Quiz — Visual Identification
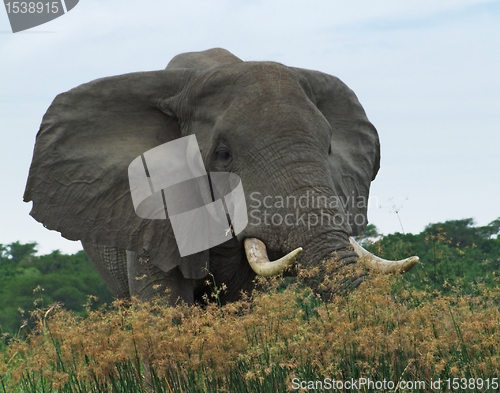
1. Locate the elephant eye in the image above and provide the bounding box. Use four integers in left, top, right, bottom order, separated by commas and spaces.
328, 144, 332, 155
214, 147, 232, 163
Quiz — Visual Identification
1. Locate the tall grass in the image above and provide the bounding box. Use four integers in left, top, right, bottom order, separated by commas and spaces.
1, 273, 500, 392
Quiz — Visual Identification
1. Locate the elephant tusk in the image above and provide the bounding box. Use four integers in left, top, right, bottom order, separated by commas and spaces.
349, 237, 418, 274
244, 238, 303, 277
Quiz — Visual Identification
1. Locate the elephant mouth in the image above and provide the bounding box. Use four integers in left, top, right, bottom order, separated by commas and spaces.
243, 237, 419, 277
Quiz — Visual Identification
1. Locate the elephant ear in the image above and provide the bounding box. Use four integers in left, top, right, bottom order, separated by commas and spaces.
24, 69, 208, 279
292, 68, 381, 236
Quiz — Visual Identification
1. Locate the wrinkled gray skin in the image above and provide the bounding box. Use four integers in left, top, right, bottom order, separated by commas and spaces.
24, 48, 380, 304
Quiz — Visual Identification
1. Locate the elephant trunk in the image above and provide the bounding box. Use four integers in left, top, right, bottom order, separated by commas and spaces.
241, 155, 418, 279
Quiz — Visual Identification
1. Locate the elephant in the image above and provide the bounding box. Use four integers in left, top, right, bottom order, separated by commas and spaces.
24, 48, 418, 305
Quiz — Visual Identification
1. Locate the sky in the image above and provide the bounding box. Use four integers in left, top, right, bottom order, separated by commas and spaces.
1, 0, 499, 255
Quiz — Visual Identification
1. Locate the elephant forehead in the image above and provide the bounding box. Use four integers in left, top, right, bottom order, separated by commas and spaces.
186, 62, 321, 127
190, 62, 305, 103
222, 92, 324, 131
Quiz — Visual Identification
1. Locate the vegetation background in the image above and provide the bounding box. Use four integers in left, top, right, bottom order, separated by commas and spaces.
0, 243, 112, 337
360, 217, 500, 296
1, 217, 499, 392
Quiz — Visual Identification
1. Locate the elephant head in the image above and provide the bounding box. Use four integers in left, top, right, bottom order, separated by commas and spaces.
24, 48, 417, 304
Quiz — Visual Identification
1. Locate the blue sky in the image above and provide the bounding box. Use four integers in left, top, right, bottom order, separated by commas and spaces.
1, 0, 499, 254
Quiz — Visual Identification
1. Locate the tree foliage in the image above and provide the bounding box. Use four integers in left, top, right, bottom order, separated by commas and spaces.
0, 243, 112, 337
360, 217, 500, 295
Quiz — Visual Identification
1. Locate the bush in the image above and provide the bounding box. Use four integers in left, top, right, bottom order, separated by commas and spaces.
361, 218, 500, 296
1, 276, 500, 392
0, 244, 112, 336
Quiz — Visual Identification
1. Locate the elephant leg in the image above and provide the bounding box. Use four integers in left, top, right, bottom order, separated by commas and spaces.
126, 251, 198, 305
81, 241, 130, 299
